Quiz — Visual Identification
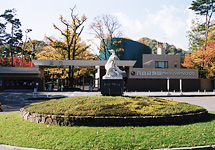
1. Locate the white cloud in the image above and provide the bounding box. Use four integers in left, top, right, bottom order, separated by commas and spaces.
112, 5, 202, 50
145, 5, 186, 38
184, 6, 204, 31
114, 12, 144, 33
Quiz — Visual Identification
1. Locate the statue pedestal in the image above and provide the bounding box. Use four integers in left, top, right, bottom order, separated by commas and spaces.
101, 79, 124, 96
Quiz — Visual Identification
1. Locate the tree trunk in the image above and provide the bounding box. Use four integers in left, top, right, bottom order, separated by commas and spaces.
10, 24, 14, 67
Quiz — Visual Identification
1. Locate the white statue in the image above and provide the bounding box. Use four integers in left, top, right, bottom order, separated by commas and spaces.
103, 49, 126, 79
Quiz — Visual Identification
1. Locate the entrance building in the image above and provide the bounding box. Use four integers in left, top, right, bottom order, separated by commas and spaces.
127, 53, 200, 91
0, 53, 213, 92
32, 59, 136, 91
0, 67, 42, 91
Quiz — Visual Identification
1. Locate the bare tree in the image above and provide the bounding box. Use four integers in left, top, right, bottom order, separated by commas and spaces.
90, 14, 122, 60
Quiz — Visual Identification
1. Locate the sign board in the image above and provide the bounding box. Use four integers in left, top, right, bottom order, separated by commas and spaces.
129, 68, 198, 79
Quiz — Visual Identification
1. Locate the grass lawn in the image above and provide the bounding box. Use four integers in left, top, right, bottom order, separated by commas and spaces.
0, 111, 215, 149
24, 96, 205, 116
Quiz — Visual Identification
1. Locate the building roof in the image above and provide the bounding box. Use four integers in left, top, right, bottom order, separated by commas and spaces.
32, 60, 136, 68
0, 67, 40, 74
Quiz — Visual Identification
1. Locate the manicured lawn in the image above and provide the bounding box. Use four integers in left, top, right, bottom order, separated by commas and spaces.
0, 111, 215, 149
24, 96, 205, 116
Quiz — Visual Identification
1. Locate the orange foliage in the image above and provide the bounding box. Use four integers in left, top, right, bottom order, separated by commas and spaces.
182, 41, 215, 77
182, 55, 194, 68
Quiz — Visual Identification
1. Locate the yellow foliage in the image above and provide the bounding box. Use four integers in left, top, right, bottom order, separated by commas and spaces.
107, 97, 178, 116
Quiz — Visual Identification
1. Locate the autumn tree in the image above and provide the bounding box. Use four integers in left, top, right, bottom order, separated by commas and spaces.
52, 6, 87, 88
0, 56, 34, 67
182, 40, 215, 78
89, 14, 122, 60
37, 37, 94, 86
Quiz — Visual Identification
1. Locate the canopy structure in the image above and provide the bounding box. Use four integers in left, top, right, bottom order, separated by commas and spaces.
32, 60, 136, 68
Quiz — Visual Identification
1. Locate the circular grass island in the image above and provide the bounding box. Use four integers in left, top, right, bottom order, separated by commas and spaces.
21, 95, 208, 126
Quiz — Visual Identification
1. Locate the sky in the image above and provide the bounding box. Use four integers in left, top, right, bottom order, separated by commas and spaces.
0, 0, 209, 53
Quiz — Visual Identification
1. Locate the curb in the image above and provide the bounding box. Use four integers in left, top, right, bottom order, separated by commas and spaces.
155, 144, 215, 150
0, 144, 49, 150
20, 108, 208, 126
0, 144, 214, 150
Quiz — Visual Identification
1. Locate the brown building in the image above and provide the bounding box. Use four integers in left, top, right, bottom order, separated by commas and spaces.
126, 48, 201, 91
0, 67, 43, 91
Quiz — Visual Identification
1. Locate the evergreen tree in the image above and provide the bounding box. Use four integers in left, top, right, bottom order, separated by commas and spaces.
0, 8, 23, 66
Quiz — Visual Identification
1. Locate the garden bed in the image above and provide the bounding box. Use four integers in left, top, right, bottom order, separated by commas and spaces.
21, 96, 208, 126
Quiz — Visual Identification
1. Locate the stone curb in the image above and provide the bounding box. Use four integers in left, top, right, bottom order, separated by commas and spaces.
20, 108, 209, 126
0, 144, 49, 150
0, 144, 214, 150
155, 144, 215, 150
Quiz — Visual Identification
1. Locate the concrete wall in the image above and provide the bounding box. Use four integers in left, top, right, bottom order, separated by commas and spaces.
201, 79, 215, 91
142, 54, 181, 68
127, 78, 201, 92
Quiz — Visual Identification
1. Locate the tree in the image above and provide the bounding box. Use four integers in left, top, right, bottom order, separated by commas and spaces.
52, 6, 87, 87
0, 56, 34, 67
35, 39, 95, 86
20, 29, 32, 67
89, 14, 122, 60
189, 0, 215, 50
138, 37, 186, 55
25, 40, 47, 61
182, 40, 215, 78
0, 8, 23, 66
187, 18, 205, 52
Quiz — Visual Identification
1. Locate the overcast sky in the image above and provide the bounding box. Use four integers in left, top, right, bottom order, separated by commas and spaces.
1, 0, 209, 52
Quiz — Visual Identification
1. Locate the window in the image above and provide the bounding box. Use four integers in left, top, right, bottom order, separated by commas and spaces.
155, 61, 168, 68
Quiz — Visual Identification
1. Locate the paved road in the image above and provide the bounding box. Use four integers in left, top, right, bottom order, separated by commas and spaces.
0, 91, 214, 113
0, 91, 100, 113
161, 96, 215, 111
